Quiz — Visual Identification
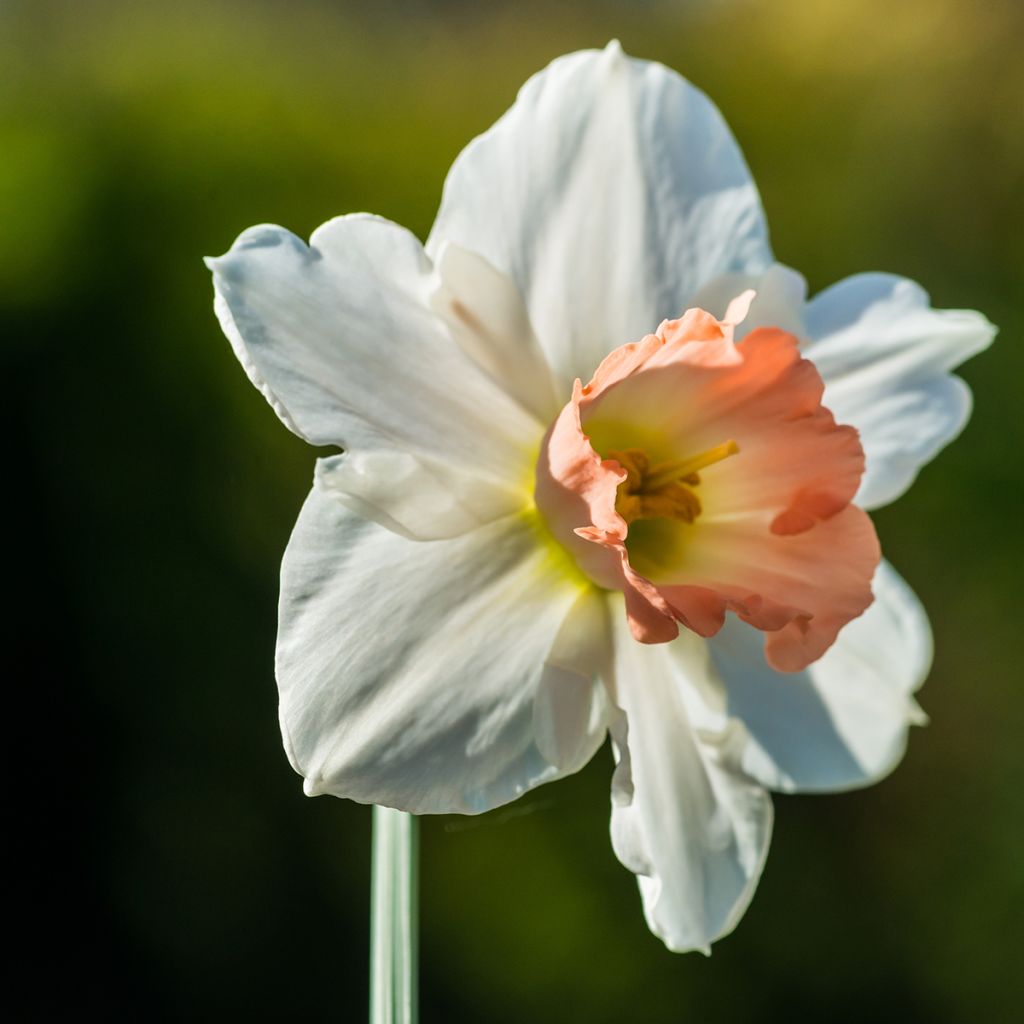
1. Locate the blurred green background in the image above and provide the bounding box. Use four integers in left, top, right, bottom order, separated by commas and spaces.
9, 0, 1022, 1020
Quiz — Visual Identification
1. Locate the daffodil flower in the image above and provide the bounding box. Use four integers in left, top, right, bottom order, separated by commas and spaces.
207, 43, 994, 953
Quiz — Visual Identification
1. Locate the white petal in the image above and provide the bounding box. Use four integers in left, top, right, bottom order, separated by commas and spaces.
208, 215, 543, 533
426, 42, 771, 390
708, 560, 931, 793
277, 486, 609, 814
533, 587, 613, 772
804, 273, 996, 509
690, 262, 808, 341
608, 606, 773, 953
429, 242, 562, 424
315, 451, 524, 542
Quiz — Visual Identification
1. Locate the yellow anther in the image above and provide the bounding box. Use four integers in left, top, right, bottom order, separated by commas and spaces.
606, 448, 649, 492
636, 483, 702, 523
608, 440, 738, 526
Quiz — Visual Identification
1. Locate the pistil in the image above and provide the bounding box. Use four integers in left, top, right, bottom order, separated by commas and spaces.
642, 440, 739, 491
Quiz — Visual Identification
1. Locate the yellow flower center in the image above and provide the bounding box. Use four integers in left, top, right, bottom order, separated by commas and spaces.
607, 440, 739, 525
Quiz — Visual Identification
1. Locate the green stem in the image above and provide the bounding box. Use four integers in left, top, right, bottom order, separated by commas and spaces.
370, 806, 419, 1024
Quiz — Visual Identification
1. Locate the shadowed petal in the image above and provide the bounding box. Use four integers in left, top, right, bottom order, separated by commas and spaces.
804, 273, 995, 509
708, 560, 931, 791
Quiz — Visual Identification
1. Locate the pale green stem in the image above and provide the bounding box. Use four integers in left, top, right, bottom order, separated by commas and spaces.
370, 806, 419, 1024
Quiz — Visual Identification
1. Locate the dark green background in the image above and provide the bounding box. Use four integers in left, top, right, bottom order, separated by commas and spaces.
9, 0, 1022, 1020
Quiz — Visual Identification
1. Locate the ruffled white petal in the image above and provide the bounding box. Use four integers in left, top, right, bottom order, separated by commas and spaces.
277, 486, 609, 815
607, 605, 773, 953
208, 215, 542, 536
803, 273, 996, 509
426, 42, 771, 391
708, 560, 931, 793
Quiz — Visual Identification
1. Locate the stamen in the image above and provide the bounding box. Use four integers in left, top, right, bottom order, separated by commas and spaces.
607, 440, 739, 526
643, 440, 739, 492
606, 448, 649, 492
636, 483, 702, 523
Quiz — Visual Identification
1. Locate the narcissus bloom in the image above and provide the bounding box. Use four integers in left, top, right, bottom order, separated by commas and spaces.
208, 43, 994, 953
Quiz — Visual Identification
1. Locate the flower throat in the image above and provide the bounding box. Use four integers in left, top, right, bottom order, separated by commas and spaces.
607, 440, 739, 526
